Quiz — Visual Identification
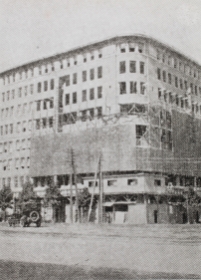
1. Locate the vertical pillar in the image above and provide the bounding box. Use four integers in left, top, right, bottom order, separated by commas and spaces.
53, 175, 57, 185
176, 175, 180, 186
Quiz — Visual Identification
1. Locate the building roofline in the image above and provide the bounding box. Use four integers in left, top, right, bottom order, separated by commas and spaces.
0, 34, 201, 77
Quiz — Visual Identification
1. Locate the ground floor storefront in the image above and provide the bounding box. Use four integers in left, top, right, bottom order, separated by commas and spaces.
40, 194, 201, 225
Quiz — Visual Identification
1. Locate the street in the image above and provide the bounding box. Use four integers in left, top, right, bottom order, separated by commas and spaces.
0, 223, 200, 279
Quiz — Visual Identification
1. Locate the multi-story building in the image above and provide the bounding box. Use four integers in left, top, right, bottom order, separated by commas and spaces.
0, 35, 201, 224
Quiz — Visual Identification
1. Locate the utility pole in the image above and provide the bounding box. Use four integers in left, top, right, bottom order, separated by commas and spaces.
71, 148, 80, 223
69, 172, 73, 223
98, 154, 103, 224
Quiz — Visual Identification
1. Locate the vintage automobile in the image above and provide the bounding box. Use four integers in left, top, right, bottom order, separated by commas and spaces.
8, 200, 42, 227
8, 213, 21, 227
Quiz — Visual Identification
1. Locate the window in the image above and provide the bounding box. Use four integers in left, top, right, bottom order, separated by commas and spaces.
140, 82, 146, 95
162, 53, 165, 63
27, 157, 30, 168
97, 66, 102, 78
175, 76, 178, 88
65, 94, 70, 105
162, 71, 166, 82
22, 121, 26, 132
82, 71, 87, 82
129, 47, 135, 52
66, 75, 70, 86
190, 83, 194, 94
36, 119, 40, 130
30, 84, 34, 94
195, 85, 198, 95
130, 82, 137, 94
156, 49, 160, 60
157, 68, 161, 80
82, 90, 87, 102
49, 117, 53, 128
120, 82, 126, 94
10, 124, 13, 134
4, 142, 7, 153
154, 179, 161, 186
90, 88, 94, 100
90, 69, 94, 80
36, 101, 41, 111
121, 48, 126, 53
38, 82, 41, 93
136, 125, 147, 146
22, 139, 26, 150
73, 73, 77, 84
174, 58, 177, 69
14, 176, 18, 188
140, 62, 145, 74
107, 180, 117, 187
1, 126, 3, 136
23, 103, 27, 114
42, 118, 47, 128
7, 91, 10, 100
43, 100, 47, 110
97, 86, 102, 99
18, 88, 22, 97
17, 122, 21, 133
130, 61, 136, 73
2, 92, 5, 102
5, 125, 8, 135
72, 92, 77, 103
88, 181, 98, 187
184, 81, 188, 90
11, 89, 15, 99
97, 107, 102, 118
138, 43, 143, 53
44, 81, 48, 91
89, 108, 94, 118
21, 158, 25, 169
168, 73, 172, 84
83, 57, 87, 63
24, 86, 28, 96
176, 95, 179, 106
180, 79, 183, 90
167, 55, 171, 66
50, 99, 54, 108
120, 61, 126, 74
99, 53, 102, 58
50, 79, 54, 90
179, 62, 183, 71
128, 179, 138, 186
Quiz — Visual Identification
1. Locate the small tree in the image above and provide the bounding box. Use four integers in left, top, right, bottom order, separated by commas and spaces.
78, 188, 94, 222
18, 182, 37, 203
0, 185, 13, 211
43, 182, 61, 207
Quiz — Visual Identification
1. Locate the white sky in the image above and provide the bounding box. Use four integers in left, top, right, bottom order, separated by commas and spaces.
0, 0, 201, 72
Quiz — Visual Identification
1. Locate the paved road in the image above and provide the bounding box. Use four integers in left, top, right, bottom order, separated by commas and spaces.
0, 223, 200, 279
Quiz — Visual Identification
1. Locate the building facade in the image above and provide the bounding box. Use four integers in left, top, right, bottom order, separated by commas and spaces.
0, 35, 201, 224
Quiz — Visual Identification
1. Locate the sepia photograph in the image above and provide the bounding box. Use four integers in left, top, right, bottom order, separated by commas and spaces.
0, 0, 201, 279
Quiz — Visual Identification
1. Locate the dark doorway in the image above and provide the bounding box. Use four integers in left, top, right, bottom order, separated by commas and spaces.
54, 203, 65, 223
182, 212, 187, 224
195, 211, 199, 223
154, 210, 158, 223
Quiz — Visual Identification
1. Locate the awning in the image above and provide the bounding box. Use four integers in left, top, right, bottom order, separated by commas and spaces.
103, 202, 114, 207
